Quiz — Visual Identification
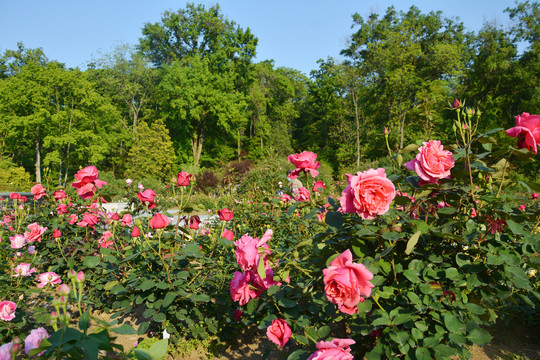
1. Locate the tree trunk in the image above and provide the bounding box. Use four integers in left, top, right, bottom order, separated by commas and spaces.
35, 138, 41, 184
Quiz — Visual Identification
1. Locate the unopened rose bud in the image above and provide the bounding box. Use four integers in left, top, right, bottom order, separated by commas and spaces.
76, 271, 85, 283
58, 284, 71, 296
465, 107, 475, 116
383, 127, 390, 136
19, 294, 24, 300
68, 269, 76, 279
10, 337, 20, 356
453, 98, 461, 109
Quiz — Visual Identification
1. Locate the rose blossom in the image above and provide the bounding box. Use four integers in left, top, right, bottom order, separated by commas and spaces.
294, 187, 310, 202
230, 271, 264, 305
77, 212, 99, 228
307, 338, 355, 360
405, 140, 455, 183
533, 192, 539, 199
222, 229, 234, 241
218, 208, 234, 221
280, 193, 292, 204
189, 215, 201, 230
0, 301, 16, 321
30, 184, 47, 200
0, 342, 16, 359
9, 234, 27, 249
149, 213, 170, 229
234, 230, 272, 271
138, 189, 156, 209
121, 214, 133, 226
12, 263, 36, 277
24, 222, 47, 243
98, 231, 114, 249
287, 151, 321, 179
266, 319, 292, 347
339, 168, 396, 219
132, 226, 141, 237
323, 249, 374, 315
234, 309, 243, 321
57, 204, 69, 215
505, 112, 540, 154
71, 166, 107, 199
312, 180, 325, 192
24, 327, 49, 356
126, 178, 133, 185
52, 190, 67, 201
176, 171, 194, 186
36, 272, 62, 288
68, 214, 78, 224
9, 193, 21, 200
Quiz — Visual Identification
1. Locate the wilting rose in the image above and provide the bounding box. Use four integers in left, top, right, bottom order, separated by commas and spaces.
24, 222, 47, 243
287, 151, 321, 179
0, 301, 17, 321
138, 189, 156, 209
189, 215, 201, 230
505, 112, 540, 154
149, 213, 170, 229
24, 327, 49, 356
30, 184, 47, 200
312, 181, 325, 192
36, 272, 62, 288
12, 263, 36, 277
405, 140, 455, 183
339, 168, 395, 219
121, 214, 133, 226
9, 234, 27, 249
295, 187, 310, 202
222, 229, 234, 241
323, 249, 374, 315
266, 319, 291, 347
218, 208, 234, 221
234, 230, 272, 271
131, 226, 141, 237
307, 338, 355, 360
176, 171, 194, 186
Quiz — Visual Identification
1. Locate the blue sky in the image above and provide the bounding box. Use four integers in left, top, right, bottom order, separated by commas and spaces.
0, 0, 518, 76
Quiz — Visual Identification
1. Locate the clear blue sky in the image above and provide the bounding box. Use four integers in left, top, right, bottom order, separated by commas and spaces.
0, 0, 518, 76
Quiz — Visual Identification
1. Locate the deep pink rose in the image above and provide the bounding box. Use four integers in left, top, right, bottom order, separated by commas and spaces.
287, 151, 321, 179
177, 171, 194, 186
52, 190, 67, 201
405, 140, 455, 183
234, 309, 243, 321
149, 213, 170, 229
24, 327, 49, 356
73, 165, 99, 184
71, 166, 107, 199
57, 204, 69, 215
323, 249, 374, 315
234, 230, 272, 271
339, 168, 395, 219
0, 301, 16, 321
307, 338, 355, 360
30, 184, 47, 200
218, 208, 234, 221
121, 214, 133, 226
12, 263, 36, 277
453, 98, 461, 109
295, 187, 310, 202
533, 193, 539, 200
312, 180, 325, 192
98, 231, 114, 249
189, 215, 201, 230
267, 319, 291, 347
68, 214, 78, 224
280, 193, 292, 204
230, 271, 264, 305
138, 189, 156, 209
9, 193, 21, 200
222, 229, 234, 241
36, 272, 62, 288
506, 113, 540, 154
9, 234, 27, 249
24, 222, 47, 243
132, 226, 141, 237
77, 212, 99, 228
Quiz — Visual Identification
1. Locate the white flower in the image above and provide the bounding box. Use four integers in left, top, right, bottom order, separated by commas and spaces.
163, 329, 170, 339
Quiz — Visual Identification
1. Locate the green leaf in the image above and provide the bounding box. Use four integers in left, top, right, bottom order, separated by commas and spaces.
405, 231, 421, 255
148, 339, 168, 359
325, 211, 343, 229
415, 347, 432, 360
390, 330, 409, 346
83, 256, 101, 268
445, 267, 462, 281
139, 280, 155, 291
295, 335, 309, 345
506, 220, 524, 235
443, 313, 465, 333
437, 207, 456, 215
318, 325, 330, 338
371, 316, 391, 326
403, 270, 421, 283
278, 298, 297, 308
162, 292, 176, 308
112, 323, 136, 335
257, 257, 267, 279
287, 349, 308, 360
154, 313, 166, 322
183, 243, 201, 256
267, 285, 280, 296
79, 311, 90, 331
466, 328, 492, 346
137, 322, 150, 335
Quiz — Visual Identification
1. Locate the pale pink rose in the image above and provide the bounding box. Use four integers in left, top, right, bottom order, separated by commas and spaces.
30, 184, 47, 200
121, 214, 133, 226
126, 178, 133, 185
287, 151, 321, 179
24, 222, 47, 243
266, 319, 291, 347
138, 183, 144, 190
234, 230, 272, 271
505, 113, 540, 154
9, 234, 27, 249
36, 272, 62, 288
339, 168, 396, 219
0, 342, 15, 359
0, 301, 16, 321
12, 263, 36, 277
307, 338, 355, 360
24, 327, 49, 355
98, 231, 114, 249
294, 187, 310, 202
405, 140, 455, 183
323, 249, 374, 315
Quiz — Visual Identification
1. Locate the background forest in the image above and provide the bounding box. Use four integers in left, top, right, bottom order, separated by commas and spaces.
0, 2, 538, 190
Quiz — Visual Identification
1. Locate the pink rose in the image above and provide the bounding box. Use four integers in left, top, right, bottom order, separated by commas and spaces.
77, 212, 99, 228
294, 187, 310, 202
307, 338, 355, 360
323, 249, 374, 315
230, 271, 264, 305
312, 180, 325, 192
287, 151, 321, 179
138, 189, 156, 209
98, 231, 114, 249
149, 213, 170, 229
24, 327, 49, 356
52, 190, 67, 201
9, 234, 27, 249
222, 229, 234, 241
0, 342, 17, 359
266, 319, 291, 347
405, 140, 455, 183
280, 193, 292, 204
519, 204, 526, 211
30, 184, 47, 200
36, 272, 62, 288
68, 214, 78, 224
532, 192, 539, 199
189, 215, 201, 230
57, 204, 69, 215
234, 309, 243, 321
12, 263, 36, 277
71, 166, 107, 199
9, 193, 21, 200
0, 301, 16, 321
177, 171, 194, 186
506, 113, 540, 154
218, 208, 234, 221
453, 98, 461, 109
132, 226, 141, 237
121, 214, 133, 226
234, 230, 272, 271
339, 168, 395, 219
24, 222, 47, 243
